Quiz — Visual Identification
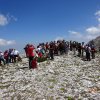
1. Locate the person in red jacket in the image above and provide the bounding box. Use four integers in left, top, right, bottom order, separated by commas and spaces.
4, 50, 9, 64
27, 44, 37, 69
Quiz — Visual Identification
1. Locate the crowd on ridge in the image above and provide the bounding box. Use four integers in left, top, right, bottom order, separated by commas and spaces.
0, 49, 19, 65
24, 40, 97, 69
0, 40, 98, 68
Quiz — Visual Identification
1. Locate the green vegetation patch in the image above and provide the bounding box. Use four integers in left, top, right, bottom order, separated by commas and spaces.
37, 57, 47, 62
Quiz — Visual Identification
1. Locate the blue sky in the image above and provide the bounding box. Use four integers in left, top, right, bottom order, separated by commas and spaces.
0, 0, 100, 52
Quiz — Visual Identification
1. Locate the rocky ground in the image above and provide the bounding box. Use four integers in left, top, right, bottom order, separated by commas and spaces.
0, 51, 100, 100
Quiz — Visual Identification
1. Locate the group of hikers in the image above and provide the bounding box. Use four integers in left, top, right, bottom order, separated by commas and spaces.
0, 40, 97, 68
0, 49, 19, 65
24, 40, 97, 69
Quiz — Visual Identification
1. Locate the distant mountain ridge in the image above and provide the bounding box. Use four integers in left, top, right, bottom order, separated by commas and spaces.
88, 36, 100, 50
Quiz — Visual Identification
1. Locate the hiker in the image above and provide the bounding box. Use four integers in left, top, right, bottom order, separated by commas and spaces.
58, 41, 64, 55
77, 43, 82, 57
37, 45, 43, 58
0, 51, 5, 65
91, 45, 96, 59
27, 44, 38, 69
81, 42, 85, 57
70, 41, 72, 51
85, 45, 91, 61
10, 49, 15, 63
13, 49, 19, 62
40, 45, 46, 56
49, 42, 54, 60
66, 43, 69, 55
4, 50, 9, 64
63, 40, 67, 54
9, 49, 14, 63
8, 49, 12, 63
53, 43, 58, 55
24, 44, 29, 57
45, 42, 49, 52
73, 41, 76, 55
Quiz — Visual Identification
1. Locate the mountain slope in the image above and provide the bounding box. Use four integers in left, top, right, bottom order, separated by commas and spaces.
88, 36, 100, 50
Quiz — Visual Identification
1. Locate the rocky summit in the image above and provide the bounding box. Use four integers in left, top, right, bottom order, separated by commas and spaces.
0, 51, 100, 100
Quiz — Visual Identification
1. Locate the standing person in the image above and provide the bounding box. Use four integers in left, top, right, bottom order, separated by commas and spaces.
66, 43, 69, 56
73, 42, 76, 55
45, 42, 49, 52
10, 49, 14, 63
81, 42, 85, 57
59, 41, 64, 55
8, 49, 12, 63
91, 45, 95, 59
77, 43, 82, 57
54, 43, 58, 55
63, 40, 67, 54
49, 42, 54, 60
0, 51, 5, 65
24, 44, 29, 57
4, 50, 9, 64
8, 49, 14, 63
70, 41, 72, 51
85, 45, 91, 61
13, 49, 19, 62
27, 44, 37, 69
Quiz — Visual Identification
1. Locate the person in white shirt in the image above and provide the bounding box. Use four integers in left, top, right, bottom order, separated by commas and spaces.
13, 49, 19, 62
0, 51, 5, 65
10, 49, 14, 63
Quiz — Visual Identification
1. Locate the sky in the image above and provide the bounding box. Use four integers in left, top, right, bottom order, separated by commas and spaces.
0, 0, 100, 52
